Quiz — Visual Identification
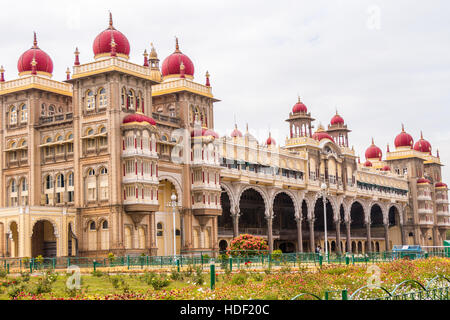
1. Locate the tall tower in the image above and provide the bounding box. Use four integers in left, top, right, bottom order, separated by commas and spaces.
327, 111, 351, 147
285, 97, 314, 138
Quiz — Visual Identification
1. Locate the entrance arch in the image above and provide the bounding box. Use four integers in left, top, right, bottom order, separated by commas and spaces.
238, 188, 267, 235
218, 189, 233, 235
350, 201, 365, 253
273, 192, 296, 252
31, 220, 57, 257
157, 179, 181, 255
9, 222, 19, 257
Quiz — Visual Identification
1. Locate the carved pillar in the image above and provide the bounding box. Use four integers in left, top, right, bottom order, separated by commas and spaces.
345, 220, 351, 253
400, 224, 406, 245
267, 214, 273, 254
384, 223, 390, 251
366, 222, 372, 252
335, 218, 341, 255
296, 217, 303, 252
232, 213, 239, 238
308, 218, 315, 252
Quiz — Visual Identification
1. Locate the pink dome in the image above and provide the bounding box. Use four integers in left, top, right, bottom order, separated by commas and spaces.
435, 182, 448, 188
93, 14, 130, 58
365, 138, 382, 160
417, 178, 431, 184
414, 132, 432, 154
123, 113, 156, 126
292, 97, 307, 113
330, 113, 344, 125
161, 38, 194, 78
394, 125, 414, 149
17, 33, 53, 75
364, 160, 373, 167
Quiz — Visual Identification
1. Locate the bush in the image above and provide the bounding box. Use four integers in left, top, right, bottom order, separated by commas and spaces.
8, 284, 25, 299
271, 250, 283, 261
227, 234, 268, 257
149, 275, 170, 290
32, 277, 52, 295
20, 272, 30, 282
170, 269, 183, 281
0, 269, 7, 278
108, 252, 115, 263
251, 272, 264, 282
192, 266, 204, 285
92, 269, 104, 277
231, 273, 247, 285
35, 255, 44, 265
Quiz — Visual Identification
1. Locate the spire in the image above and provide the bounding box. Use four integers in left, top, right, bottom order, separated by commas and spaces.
66, 67, 71, 80
298, 95, 301, 103
371, 137, 375, 145
0, 65, 4, 82
246, 123, 249, 133
175, 37, 181, 53
420, 130, 424, 140
401, 123, 405, 132
150, 42, 158, 58
33, 32, 38, 48
143, 49, 149, 67
109, 12, 114, 29
179, 61, 185, 78
74, 47, 80, 66
205, 71, 210, 87
387, 143, 390, 153
437, 149, 440, 158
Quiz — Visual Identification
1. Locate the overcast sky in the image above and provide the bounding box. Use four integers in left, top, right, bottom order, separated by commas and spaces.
1, 0, 450, 182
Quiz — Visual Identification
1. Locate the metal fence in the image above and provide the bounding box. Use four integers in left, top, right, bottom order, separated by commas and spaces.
0, 249, 448, 273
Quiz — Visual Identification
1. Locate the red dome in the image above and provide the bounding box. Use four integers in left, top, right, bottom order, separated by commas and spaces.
93, 14, 130, 58
365, 139, 382, 160
413, 132, 432, 153
17, 33, 53, 75
394, 125, 414, 149
330, 113, 344, 125
292, 98, 307, 113
312, 125, 335, 142
417, 178, 431, 184
266, 134, 276, 146
435, 182, 448, 188
381, 165, 391, 171
230, 125, 243, 138
364, 160, 373, 167
123, 113, 156, 126
191, 127, 218, 139
161, 39, 194, 78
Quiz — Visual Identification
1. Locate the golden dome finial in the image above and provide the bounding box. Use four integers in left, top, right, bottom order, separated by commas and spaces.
109, 11, 114, 29
180, 60, 185, 70
33, 31, 38, 48
31, 57, 37, 67
175, 37, 180, 52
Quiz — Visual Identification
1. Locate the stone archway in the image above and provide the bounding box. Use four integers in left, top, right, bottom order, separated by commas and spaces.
273, 192, 296, 252
31, 220, 57, 258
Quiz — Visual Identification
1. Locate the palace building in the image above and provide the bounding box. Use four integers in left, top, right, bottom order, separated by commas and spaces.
0, 14, 448, 258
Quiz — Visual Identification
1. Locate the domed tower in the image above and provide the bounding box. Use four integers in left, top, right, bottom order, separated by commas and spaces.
285, 96, 315, 139
17, 32, 53, 78
327, 110, 351, 147
92, 13, 130, 60
161, 38, 194, 81
148, 43, 162, 82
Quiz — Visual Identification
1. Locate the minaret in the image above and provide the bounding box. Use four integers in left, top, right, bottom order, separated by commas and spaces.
0, 65, 4, 82
327, 109, 351, 147
66, 67, 71, 80
74, 47, 80, 66
286, 96, 314, 139
143, 49, 149, 67
205, 71, 210, 87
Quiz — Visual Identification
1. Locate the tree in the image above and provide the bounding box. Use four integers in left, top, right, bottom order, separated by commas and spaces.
227, 234, 268, 257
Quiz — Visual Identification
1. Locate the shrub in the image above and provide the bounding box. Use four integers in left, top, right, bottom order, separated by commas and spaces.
150, 275, 170, 290
227, 234, 268, 257
32, 277, 52, 295
271, 250, 283, 261
231, 273, 247, 285
192, 266, 204, 285
92, 269, 104, 277
0, 269, 7, 278
35, 255, 44, 265
251, 272, 264, 282
20, 272, 30, 282
140, 271, 157, 285
108, 252, 116, 263
8, 284, 24, 299
22, 257, 30, 265
170, 269, 183, 281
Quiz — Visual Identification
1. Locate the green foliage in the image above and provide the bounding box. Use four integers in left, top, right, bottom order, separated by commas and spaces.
192, 266, 204, 285
20, 272, 30, 282
8, 284, 25, 299
170, 269, 183, 281
231, 273, 247, 285
32, 276, 53, 295
91, 269, 104, 277
149, 276, 170, 290
22, 257, 30, 265
107, 252, 116, 263
0, 269, 7, 278
35, 255, 44, 265
251, 272, 264, 282
264, 267, 272, 275
271, 250, 283, 261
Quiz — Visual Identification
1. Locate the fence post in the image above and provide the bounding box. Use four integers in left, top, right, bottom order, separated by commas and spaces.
160, 256, 163, 269
319, 255, 323, 267
68, 257, 71, 267
52, 258, 56, 270
93, 261, 96, 272
345, 256, 350, 265
210, 263, 216, 290
324, 291, 329, 300
177, 259, 180, 273
127, 256, 130, 270
229, 257, 233, 272
342, 290, 348, 300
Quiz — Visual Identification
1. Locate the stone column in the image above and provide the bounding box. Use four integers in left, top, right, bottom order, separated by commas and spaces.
309, 218, 315, 252
366, 222, 372, 252
400, 224, 406, 245
266, 215, 273, 254
335, 219, 341, 255
295, 217, 303, 252
232, 213, 239, 238
384, 223, 390, 251
345, 221, 351, 253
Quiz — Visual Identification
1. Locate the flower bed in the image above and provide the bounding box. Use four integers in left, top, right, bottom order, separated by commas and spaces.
0, 257, 448, 300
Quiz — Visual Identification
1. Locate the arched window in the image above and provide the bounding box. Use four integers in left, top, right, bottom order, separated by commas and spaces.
88, 168, 95, 176
48, 105, 55, 116
128, 90, 135, 110
46, 175, 53, 189
41, 104, 46, 117
67, 133, 74, 153
98, 88, 107, 108
58, 106, 63, 114
21, 178, 27, 192
102, 220, 108, 229
121, 87, 127, 107
20, 104, 27, 123
86, 90, 95, 110
57, 174, 65, 188
169, 106, 176, 118
10, 106, 17, 125
90, 221, 96, 230
10, 180, 16, 193
100, 167, 108, 175
67, 172, 74, 187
